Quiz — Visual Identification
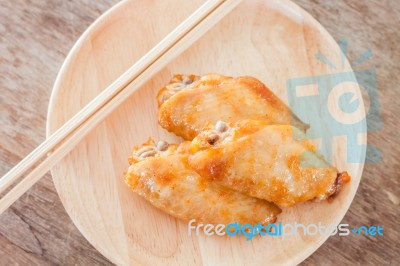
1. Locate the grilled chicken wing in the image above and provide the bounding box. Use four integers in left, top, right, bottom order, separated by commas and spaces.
157, 74, 308, 140
125, 139, 281, 225
188, 120, 350, 207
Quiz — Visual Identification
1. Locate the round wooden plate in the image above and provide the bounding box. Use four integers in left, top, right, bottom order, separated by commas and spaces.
47, 0, 365, 265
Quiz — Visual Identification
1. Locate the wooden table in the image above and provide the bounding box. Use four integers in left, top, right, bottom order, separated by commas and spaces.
0, 0, 398, 265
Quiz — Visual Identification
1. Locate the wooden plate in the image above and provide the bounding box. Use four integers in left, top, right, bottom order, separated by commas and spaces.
47, 0, 365, 265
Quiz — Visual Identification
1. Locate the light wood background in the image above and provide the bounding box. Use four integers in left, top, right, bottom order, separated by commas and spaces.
0, 0, 399, 265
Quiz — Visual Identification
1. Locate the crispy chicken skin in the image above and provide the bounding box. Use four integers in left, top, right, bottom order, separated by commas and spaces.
125, 73, 350, 225
188, 120, 351, 207
157, 74, 308, 140
125, 139, 281, 225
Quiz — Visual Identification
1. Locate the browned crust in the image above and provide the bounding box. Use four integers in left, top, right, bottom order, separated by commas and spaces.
328, 171, 351, 200
236, 76, 284, 111
158, 105, 200, 139
237, 76, 309, 131
191, 149, 228, 182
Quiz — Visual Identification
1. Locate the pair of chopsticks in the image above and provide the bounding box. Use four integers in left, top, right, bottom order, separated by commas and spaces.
0, 0, 242, 214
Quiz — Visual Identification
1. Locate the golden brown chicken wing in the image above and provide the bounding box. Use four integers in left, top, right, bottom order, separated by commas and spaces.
188, 120, 350, 207
125, 139, 281, 225
157, 74, 308, 140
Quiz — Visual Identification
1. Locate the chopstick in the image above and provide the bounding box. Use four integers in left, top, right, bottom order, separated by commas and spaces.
0, 0, 242, 214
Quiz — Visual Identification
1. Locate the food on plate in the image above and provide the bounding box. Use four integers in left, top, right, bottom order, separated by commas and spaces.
157, 74, 308, 140
125, 139, 281, 225
188, 120, 351, 207
124, 73, 351, 226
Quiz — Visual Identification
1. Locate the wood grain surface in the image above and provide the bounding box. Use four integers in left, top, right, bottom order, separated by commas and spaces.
0, 0, 398, 265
